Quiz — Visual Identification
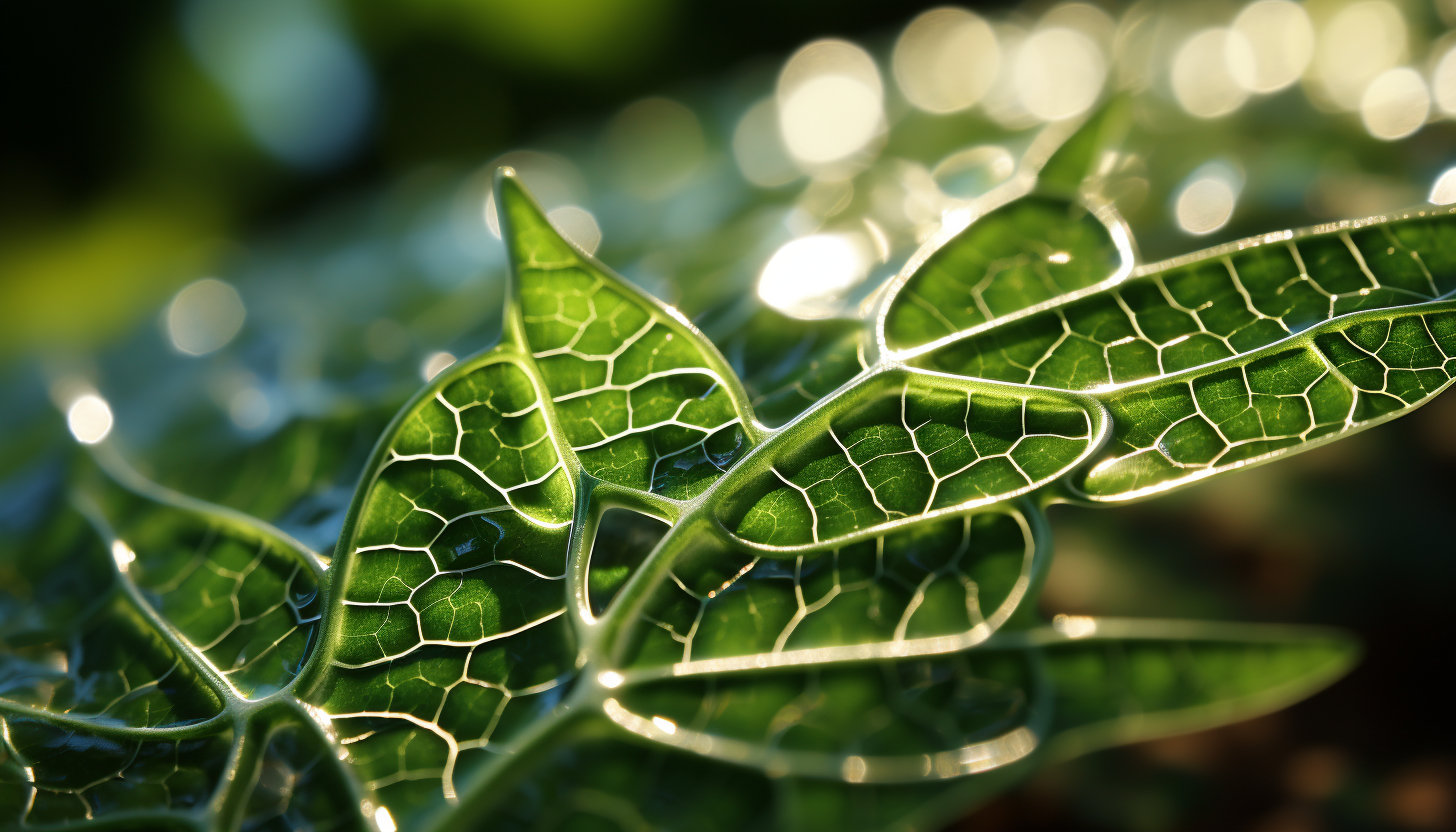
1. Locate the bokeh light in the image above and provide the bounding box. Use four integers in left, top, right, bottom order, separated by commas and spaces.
182, 0, 372, 170
67, 393, 114, 444
111, 540, 136, 572
892, 8, 1000, 114
777, 39, 885, 169
1231, 0, 1314, 93
757, 233, 871, 319
1040, 3, 1116, 50
1014, 27, 1106, 122
483, 152, 588, 238
1172, 28, 1253, 119
1313, 1, 1408, 110
1431, 43, 1456, 115
547, 206, 603, 255
604, 98, 705, 200
422, 352, 457, 382
932, 145, 1015, 199
1361, 67, 1430, 140
228, 386, 271, 430
1429, 167, 1456, 204
167, 278, 246, 356
1175, 164, 1242, 235
732, 98, 799, 188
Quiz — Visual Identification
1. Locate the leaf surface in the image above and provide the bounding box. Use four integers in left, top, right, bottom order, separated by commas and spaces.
10, 151, 1434, 832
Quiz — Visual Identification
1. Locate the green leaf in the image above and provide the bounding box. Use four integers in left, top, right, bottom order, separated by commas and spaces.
878, 196, 1134, 354
998, 617, 1360, 759
78, 453, 327, 700
716, 307, 868, 429
1, 717, 234, 828
497, 170, 760, 499
720, 368, 1103, 549
16, 160, 1441, 832
1033, 95, 1132, 197
894, 208, 1456, 499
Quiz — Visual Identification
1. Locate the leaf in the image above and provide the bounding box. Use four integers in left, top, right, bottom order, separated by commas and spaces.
497, 171, 760, 498
715, 307, 869, 429
12, 154, 1441, 832
893, 208, 1456, 499
0, 716, 234, 828
313, 349, 577, 813
718, 368, 1103, 550
78, 453, 327, 700
618, 503, 1047, 676
1003, 617, 1359, 759
878, 196, 1134, 355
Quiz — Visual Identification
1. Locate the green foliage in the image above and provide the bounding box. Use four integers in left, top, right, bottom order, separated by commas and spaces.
8, 120, 1453, 829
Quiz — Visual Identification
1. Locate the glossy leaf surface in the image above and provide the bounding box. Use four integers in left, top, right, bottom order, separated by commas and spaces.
10, 152, 1449, 832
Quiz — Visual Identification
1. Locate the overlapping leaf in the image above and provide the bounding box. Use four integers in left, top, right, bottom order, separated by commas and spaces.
6, 126, 1443, 832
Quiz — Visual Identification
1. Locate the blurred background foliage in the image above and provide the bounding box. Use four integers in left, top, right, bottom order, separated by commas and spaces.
3, 0, 1456, 830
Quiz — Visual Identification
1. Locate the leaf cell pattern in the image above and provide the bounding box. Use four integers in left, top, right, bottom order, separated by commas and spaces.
5, 153, 1428, 832
731, 371, 1099, 548
0, 716, 231, 827
607, 652, 1040, 782
720, 310, 870, 429
243, 723, 366, 832
0, 595, 221, 729
881, 197, 1130, 353
913, 216, 1456, 390
625, 510, 1037, 676
1076, 304, 1456, 499
1022, 620, 1358, 758
323, 353, 577, 810
94, 483, 325, 701
500, 175, 753, 499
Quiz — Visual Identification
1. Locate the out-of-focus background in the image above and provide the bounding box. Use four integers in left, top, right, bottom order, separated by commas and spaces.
3, 1, 1455, 829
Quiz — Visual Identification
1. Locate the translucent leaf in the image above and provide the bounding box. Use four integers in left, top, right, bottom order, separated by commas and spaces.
620, 505, 1044, 675
0, 716, 232, 827
243, 723, 368, 832
317, 349, 577, 816
14, 166, 1428, 832
497, 170, 759, 499
719, 368, 1103, 549
1007, 618, 1360, 758
0, 503, 222, 729
879, 196, 1133, 355
1074, 303, 1456, 499
79, 457, 326, 700
717, 307, 869, 429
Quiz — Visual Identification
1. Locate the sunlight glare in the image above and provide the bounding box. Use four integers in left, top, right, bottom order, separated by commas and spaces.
1175, 165, 1242, 235
1431, 44, 1456, 115
167, 278, 246, 356
1313, 1, 1407, 110
757, 233, 871, 319
733, 97, 799, 188
111, 540, 136, 573
892, 8, 1000, 114
1360, 67, 1430, 140
422, 352, 456, 382
1172, 28, 1253, 119
1231, 0, 1314, 93
1013, 27, 1106, 121
778, 40, 884, 168
67, 394, 114, 444
1429, 168, 1456, 205
547, 205, 602, 255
